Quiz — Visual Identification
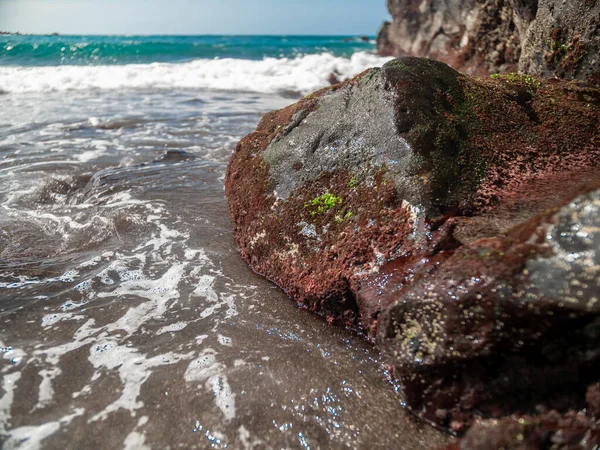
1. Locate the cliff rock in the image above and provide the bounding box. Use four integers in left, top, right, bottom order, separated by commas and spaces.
377, 0, 600, 82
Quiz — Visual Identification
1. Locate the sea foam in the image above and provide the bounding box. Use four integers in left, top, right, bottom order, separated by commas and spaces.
0, 52, 393, 95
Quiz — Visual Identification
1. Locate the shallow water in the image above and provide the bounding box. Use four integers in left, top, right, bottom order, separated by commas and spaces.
0, 88, 449, 449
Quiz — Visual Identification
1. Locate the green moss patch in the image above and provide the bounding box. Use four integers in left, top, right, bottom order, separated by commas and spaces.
490, 73, 542, 90
304, 193, 344, 216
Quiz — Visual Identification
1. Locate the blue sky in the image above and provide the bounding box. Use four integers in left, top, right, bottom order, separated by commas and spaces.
0, 0, 390, 35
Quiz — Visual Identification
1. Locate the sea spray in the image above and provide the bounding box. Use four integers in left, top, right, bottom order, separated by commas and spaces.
0, 51, 392, 95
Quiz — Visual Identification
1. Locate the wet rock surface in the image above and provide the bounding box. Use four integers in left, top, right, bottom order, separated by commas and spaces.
377, 0, 600, 82
225, 57, 600, 440
447, 383, 600, 449
375, 182, 600, 432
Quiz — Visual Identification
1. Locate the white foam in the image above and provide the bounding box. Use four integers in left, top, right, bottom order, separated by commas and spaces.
2, 172, 255, 435
88, 341, 193, 422
185, 349, 236, 421
123, 417, 151, 450
217, 335, 232, 347
123, 430, 150, 450
1, 343, 26, 367
33, 367, 61, 410
5, 423, 61, 450
59, 300, 84, 311
0, 52, 393, 95
210, 375, 236, 421
185, 349, 219, 382
195, 334, 209, 345
4, 408, 84, 450
237, 425, 266, 450
74, 147, 108, 163
0, 372, 22, 435
97, 262, 186, 336
192, 275, 218, 302
157, 322, 188, 335
41, 312, 83, 328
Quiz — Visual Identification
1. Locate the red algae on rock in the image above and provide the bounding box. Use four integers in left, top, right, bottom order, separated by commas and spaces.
225, 57, 600, 438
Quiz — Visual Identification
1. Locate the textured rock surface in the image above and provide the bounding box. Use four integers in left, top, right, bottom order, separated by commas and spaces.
377, 0, 600, 82
377, 0, 522, 75
375, 182, 600, 432
225, 57, 600, 435
446, 383, 600, 449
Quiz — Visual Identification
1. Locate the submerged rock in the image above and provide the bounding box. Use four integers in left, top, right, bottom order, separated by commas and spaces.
376, 0, 600, 82
225, 57, 600, 436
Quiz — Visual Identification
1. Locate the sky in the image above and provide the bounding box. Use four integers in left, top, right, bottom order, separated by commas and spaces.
0, 0, 391, 35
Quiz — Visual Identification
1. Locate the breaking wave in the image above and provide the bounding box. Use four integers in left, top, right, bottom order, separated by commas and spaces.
0, 51, 393, 95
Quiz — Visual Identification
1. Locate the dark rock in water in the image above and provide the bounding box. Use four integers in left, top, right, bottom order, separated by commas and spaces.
277, 89, 303, 99
225, 57, 600, 436
153, 149, 196, 163
327, 72, 341, 85
377, 0, 600, 82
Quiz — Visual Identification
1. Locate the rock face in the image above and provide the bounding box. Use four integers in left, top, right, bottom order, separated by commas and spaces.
376, 0, 600, 82
225, 57, 600, 434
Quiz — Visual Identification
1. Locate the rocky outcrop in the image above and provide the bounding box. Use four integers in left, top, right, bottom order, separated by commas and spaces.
376, 0, 600, 82
377, 0, 523, 75
225, 57, 600, 436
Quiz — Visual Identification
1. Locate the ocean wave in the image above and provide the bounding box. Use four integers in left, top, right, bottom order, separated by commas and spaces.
0, 51, 393, 95
0, 35, 377, 66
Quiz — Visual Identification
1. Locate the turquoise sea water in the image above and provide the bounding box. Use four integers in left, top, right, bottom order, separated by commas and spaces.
0, 34, 376, 66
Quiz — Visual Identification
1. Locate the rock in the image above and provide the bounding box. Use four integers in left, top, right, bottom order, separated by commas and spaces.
520, 0, 600, 82
375, 182, 600, 431
376, 21, 395, 58
448, 382, 600, 449
225, 57, 600, 433
587, 383, 600, 419
376, 0, 522, 75
327, 71, 341, 85
377, 0, 600, 82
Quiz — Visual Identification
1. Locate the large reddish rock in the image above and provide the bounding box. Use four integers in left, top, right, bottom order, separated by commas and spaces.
225, 57, 600, 436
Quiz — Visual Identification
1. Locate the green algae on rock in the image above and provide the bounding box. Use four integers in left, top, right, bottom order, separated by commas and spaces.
225, 57, 600, 436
